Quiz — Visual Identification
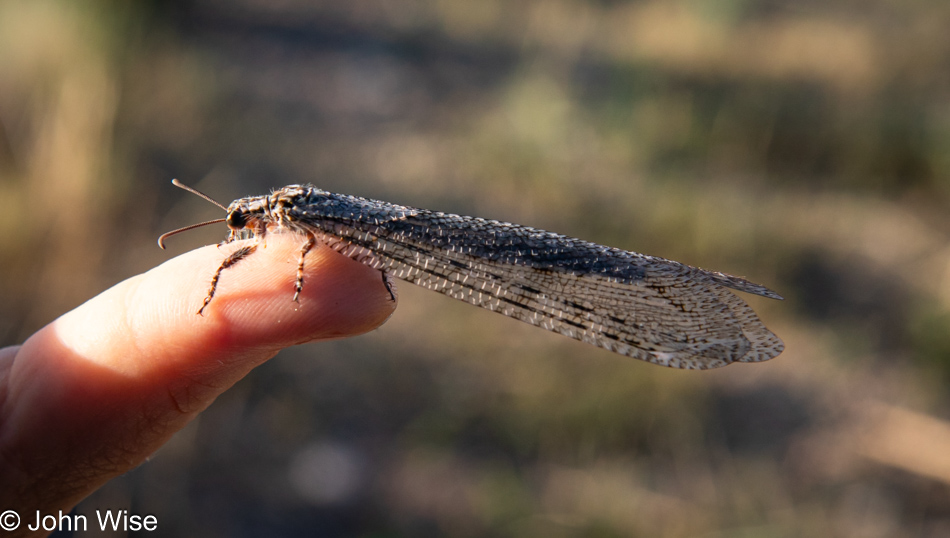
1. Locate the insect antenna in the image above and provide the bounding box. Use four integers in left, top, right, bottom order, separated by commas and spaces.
158, 218, 227, 249
171, 178, 228, 210
158, 179, 230, 248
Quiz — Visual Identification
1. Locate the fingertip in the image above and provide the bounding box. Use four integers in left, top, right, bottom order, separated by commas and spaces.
0, 223, 397, 518
50, 232, 395, 382
188, 234, 397, 352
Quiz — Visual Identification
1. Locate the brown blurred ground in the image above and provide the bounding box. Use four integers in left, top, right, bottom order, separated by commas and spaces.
2, 0, 950, 536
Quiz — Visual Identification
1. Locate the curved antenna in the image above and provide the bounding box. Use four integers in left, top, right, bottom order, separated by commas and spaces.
171, 178, 228, 211
158, 179, 231, 248
158, 218, 227, 249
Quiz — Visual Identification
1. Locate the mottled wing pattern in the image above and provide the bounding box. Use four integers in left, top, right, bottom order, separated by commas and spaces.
303, 205, 784, 370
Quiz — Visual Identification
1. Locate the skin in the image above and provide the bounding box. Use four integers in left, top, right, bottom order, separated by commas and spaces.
0, 233, 395, 536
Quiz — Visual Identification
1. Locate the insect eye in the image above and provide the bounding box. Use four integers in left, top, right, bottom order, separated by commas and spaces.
226, 211, 247, 229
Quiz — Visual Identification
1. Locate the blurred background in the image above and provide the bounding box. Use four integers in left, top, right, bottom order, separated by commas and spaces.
2, 0, 950, 536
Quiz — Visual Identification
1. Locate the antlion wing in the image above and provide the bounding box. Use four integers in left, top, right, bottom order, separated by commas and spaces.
315, 210, 784, 370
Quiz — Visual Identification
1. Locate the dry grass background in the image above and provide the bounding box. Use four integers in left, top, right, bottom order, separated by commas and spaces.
2, 1, 950, 536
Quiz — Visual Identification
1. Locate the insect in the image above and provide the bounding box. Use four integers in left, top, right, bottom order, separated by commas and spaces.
159, 179, 784, 369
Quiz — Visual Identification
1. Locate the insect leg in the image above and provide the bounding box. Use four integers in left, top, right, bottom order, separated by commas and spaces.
199, 244, 258, 315
382, 272, 397, 302
293, 234, 317, 302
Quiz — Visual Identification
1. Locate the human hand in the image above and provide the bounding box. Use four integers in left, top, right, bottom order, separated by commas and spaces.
0, 233, 395, 536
